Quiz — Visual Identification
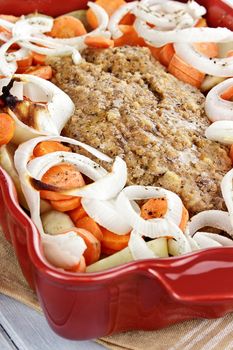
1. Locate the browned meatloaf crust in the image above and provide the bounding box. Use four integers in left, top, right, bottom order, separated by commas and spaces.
49, 46, 231, 215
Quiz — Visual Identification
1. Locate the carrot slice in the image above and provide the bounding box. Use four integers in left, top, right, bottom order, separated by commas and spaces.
48, 16, 87, 38
227, 50, 233, 57
0, 15, 19, 23
101, 228, 130, 251
66, 255, 86, 273
158, 44, 175, 67
86, 0, 126, 29
84, 36, 114, 49
13, 51, 33, 73
24, 66, 52, 80
220, 86, 233, 101
75, 216, 103, 241
141, 198, 168, 220
41, 163, 85, 191
33, 141, 71, 157
114, 25, 145, 47
179, 206, 189, 232
195, 18, 207, 27
40, 190, 73, 201
69, 228, 101, 265
141, 198, 189, 232
69, 205, 87, 224
168, 54, 205, 88
148, 45, 162, 61
101, 246, 118, 256
50, 197, 81, 212
120, 13, 135, 25
0, 113, 15, 146
32, 52, 46, 66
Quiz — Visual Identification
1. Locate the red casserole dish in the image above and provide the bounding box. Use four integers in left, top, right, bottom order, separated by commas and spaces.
1, 0, 233, 340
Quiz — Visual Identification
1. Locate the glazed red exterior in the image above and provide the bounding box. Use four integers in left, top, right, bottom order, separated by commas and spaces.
1, 0, 233, 341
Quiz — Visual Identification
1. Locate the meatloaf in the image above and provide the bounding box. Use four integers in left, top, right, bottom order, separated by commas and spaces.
49, 46, 231, 215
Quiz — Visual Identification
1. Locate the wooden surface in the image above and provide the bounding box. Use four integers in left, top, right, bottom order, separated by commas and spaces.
0, 294, 106, 350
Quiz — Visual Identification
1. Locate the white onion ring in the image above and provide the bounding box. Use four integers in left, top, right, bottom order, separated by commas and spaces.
128, 229, 157, 260
116, 186, 191, 254
135, 19, 233, 47
175, 42, 233, 77
0, 18, 14, 30
193, 232, 233, 248
188, 210, 233, 237
81, 197, 131, 234
0, 37, 18, 75
221, 169, 233, 227
12, 16, 53, 38
205, 78, 233, 122
108, 1, 138, 39
205, 121, 233, 144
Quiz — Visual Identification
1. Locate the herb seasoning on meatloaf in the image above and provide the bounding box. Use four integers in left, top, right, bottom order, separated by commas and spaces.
49, 46, 231, 215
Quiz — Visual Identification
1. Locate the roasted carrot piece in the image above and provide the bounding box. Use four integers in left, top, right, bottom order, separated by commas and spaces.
70, 228, 101, 265
24, 66, 52, 80
114, 25, 145, 47
158, 44, 175, 67
75, 216, 103, 241
32, 52, 46, 66
0, 15, 19, 23
48, 16, 87, 38
41, 163, 85, 191
195, 18, 207, 27
50, 196, 81, 212
66, 255, 86, 273
33, 141, 71, 157
220, 86, 233, 101
69, 205, 87, 224
193, 42, 219, 58
84, 36, 114, 49
40, 190, 73, 201
141, 198, 189, 232
141, 198, 168, 220
86, 0, 126, 29
148, 45, 162, 61
101, 246, 118, 256
168, 54, 205, 88
227, 50, 233, 57
120, 13, 135, 25
101, 228, 130, 251
14, 51, 33, 73
0, 113, 15, 146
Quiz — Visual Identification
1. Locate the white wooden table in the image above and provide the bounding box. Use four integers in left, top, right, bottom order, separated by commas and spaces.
0, 294, 106, 350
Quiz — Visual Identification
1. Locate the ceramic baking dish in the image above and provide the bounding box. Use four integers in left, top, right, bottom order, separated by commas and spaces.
1, 0, 233, 340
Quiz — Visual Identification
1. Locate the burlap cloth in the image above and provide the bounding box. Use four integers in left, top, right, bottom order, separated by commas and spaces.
1, 229, 233, 350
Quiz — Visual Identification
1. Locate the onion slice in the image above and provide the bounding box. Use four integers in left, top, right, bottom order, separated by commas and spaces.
221, 169, 233, 227
193, 232, 233, 248
116, 186, 191, 254
205, 78, 233, 122
128, 229, 157, 260
42, 231, 87, 269
205, 121, 233, 144
29, 154, 126, 200
12, 16, 53, 38
188, 210, 233, 237
135, 19, 233, 47
81, 197, 131, 234
108, 1, 138, 39
175, 42, 233, 77
14, 135, 111, 234
0, 75, 75, 144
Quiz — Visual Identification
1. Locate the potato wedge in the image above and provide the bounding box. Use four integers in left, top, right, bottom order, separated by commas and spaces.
86, 238, 168, 273
201, 75, 226, 93
41, 210, 74, 235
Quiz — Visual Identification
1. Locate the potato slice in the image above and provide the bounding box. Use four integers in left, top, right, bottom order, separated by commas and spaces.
41, 210, 74, 235
86, 238, 168, 273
